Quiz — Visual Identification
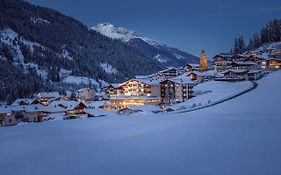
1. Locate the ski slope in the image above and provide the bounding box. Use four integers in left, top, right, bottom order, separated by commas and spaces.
0, 71, 281, 175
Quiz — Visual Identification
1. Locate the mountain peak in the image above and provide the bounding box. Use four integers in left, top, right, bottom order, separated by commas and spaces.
92, 23, 161, 46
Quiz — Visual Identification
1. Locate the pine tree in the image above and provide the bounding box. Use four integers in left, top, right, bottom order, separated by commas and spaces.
247, 38, 254, 51
199, 50, 208, 72
252, 33, 261, 49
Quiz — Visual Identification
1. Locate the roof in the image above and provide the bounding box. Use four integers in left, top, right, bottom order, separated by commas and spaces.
213, 54, 233, 58
191, 70, 216, 76
121, 79, 160, 86
11, 98, 34, 106
37, 92, 60, 98
85, 109, 107, 116
166, 73, 193, 84
158, 67, 178, 73
10, 104, 66, 113
231, 61, 257, 66
49, 100, 87, 111
0, 106, 12, 114
221, 69, 248, 74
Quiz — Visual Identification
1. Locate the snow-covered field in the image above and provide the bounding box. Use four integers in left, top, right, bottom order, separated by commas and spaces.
0, 71, 281, 175
171, 80, 254, 112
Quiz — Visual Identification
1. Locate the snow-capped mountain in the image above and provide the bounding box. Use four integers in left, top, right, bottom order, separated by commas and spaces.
92, 23, 199, 67
92, 23, 160, 45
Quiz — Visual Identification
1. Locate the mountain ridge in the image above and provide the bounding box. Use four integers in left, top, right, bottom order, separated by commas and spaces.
92, 23, 199, 67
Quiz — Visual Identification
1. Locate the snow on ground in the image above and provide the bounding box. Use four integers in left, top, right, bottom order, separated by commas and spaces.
100, 63, 118, 74
171, 80, 254, 111
0, 71, 281, 175
63, 76, 99, 86
153, 54, 167, 63
30, 17, 50, 24
61, 49, 73, 60
92, 23, 161, 46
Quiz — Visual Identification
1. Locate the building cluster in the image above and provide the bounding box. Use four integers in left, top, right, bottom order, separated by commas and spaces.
2, 49, 280, 126
0, 89, 96, 126
102, 50, 214, 109
214, 50, 281, 81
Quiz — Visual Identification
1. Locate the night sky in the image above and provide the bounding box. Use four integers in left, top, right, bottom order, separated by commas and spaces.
26, 0, 281, 58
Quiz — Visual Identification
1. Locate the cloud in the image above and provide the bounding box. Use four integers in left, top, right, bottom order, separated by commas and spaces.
256, 6, 281, 12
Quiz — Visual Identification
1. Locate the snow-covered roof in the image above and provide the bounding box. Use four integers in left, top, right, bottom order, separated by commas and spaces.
85, 109, 107, 117
121, 79, 160, 86
11, 98, 34, 106
232, 61, 257, 66
248, 70, 261, 74
167, 73, 193, 84
49, 100, 87, 111
191, 70, 216, 76
215, 54, 233, 57
184, 63, 199, 68
10, 104, 66, 113
158, 67, 178, 73
37, 92, 60, 98
110, 83, 121, 88
77, 88, 95, 92
0, 106, 12, 114
221, 69, 248, 74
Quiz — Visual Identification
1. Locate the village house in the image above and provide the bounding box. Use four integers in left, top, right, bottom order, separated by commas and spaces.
213, 54, 233, 72
247, 70, 262, 80
158, 68, 180, 77
10, 98, 41, 106
77, 88, 95, 101
0, 106, 16, 126
120, 79, 161, 97
262, 58, 281, 69
228, 61, 258, 71
183, 63, 199, 72
103, 83, 123, 97
37, 92, 61, 105
187, 70, 216, 82
50, 100, 88, 116
103, 79, 162, 109
160, 79, 193, 104
220, 69, 249, 81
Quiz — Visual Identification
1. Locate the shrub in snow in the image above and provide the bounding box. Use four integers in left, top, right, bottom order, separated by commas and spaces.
192, 103, 197, 108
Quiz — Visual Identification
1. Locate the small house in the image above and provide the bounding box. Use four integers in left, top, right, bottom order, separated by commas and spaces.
247, 70, 262, 80
37, 92, 61, 105
221, 69, 248, 81
0, 106, 16, 126
77, 88, 95, 101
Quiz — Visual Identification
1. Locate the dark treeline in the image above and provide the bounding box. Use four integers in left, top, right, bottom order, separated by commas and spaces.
232, 19, 281, 54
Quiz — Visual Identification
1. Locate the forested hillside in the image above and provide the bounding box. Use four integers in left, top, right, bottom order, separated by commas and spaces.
0, 0, 164, 103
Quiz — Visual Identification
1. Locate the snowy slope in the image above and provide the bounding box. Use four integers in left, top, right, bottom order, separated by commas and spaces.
92, 23, 160, 45
0, 71, 281, 175
92, 23, 199, 67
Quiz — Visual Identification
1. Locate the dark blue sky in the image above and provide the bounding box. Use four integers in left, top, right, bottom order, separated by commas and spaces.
26, 0, 281, 58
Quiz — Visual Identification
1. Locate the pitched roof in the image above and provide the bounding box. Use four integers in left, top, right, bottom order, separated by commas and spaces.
221, 69, 248, 74
11, 98, 34, 106
50, 100, 87, 111
0, 106, 12, 114
37, 92, 60, 98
